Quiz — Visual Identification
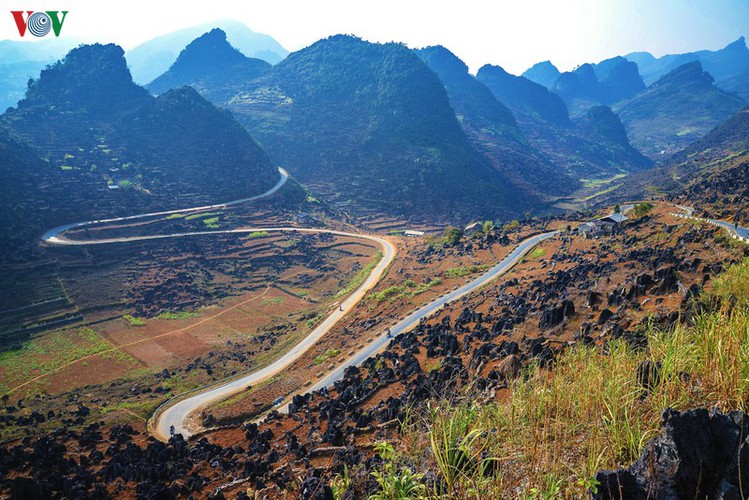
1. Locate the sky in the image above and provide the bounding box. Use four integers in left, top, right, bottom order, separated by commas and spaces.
3, 0, 748, 74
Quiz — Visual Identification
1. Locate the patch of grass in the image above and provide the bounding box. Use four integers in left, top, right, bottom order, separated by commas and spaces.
100, 399, 161, 419
185, 211, 221, 221
246, 231, 270, 239
156, 311, 200, 320
261, 297, 285, 306
60, 165, 74, 171
715, 230, 746, 249
202, 217, 219, 229
412, 278, 442, 295
0, 328, 117, 393
305, 312, 326, 330
444, 264, 489, 278
122, 314, 145, 327
335, 251, 383, 299
526, 247, 546, 260
166, 213, 185, 220
370, 285, 406, 303
580, 183, 624, 202
313, 348, 341, 365
370, 278, 442, 303
579, 173, 627, 189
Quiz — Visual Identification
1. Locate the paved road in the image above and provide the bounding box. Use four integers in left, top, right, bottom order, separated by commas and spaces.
674, 205, 749, 241
153, 231, 556, 439
42, 196, 557, 441
279, 230, 558, 412
154, 230, 555, 439
40, 168, 561, 441
42, 167, 289, 244
151, 230, 395, 440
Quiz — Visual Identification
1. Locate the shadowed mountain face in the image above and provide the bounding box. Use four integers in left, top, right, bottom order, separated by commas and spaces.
147, 29, 271, 101
415, 46, 576, 200
177, 35, 526, 222
476, 65, 570, 125
626, 37, 749, 88
615, 61, 746, 159
126, 20, 288, 84
1, 44, 279, 225
0, 126, 54, 261
477, 64, 651, 180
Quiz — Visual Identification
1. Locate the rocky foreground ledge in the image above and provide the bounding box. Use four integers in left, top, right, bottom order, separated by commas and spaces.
595, 408, 749, 499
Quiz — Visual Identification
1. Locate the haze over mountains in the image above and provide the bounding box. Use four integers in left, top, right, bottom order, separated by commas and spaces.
626, 37, 749, 86
126, 20, 288, 84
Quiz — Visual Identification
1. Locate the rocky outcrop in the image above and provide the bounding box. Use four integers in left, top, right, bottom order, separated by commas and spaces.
594, 408, 749, 499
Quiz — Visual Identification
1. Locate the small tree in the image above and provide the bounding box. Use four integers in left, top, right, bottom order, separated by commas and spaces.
443, 226, 462, 246
614, 204, 621, 214
632, 202, 654, 218
503, 219, 520, 232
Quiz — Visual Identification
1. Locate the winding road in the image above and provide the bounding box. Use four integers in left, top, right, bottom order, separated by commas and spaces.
674, 205, 749, 242
39, 164, 749, 444
152, 230, 555, 439
42, 167, 289, 244
48, 186, 743, 442
278, 230, 558, 412
41, 165, 560, 441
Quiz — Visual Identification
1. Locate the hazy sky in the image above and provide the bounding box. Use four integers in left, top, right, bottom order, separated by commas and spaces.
4, 0, 748, 74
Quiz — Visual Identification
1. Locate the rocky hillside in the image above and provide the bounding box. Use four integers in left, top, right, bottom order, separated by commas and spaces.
590, 106, 749, 210
2, 202, 746, 497
615, 61, 746, 159
147, 28, 271, 101
0, 44, 279, 250
476, 64, 570, 125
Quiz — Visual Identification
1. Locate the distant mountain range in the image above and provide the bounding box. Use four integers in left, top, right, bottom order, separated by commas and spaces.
148, 32, 535, 221
0, 43, 280, 238
415, 46, 576, 202
3, 24, 748, 227
550, 58, 645, 117
476, 64, 652, 180
615, 61, 745, 159
519, 37, 748, 158
126, 20, 288, 84
588, 104, 749, 207
626, 37, 749, 87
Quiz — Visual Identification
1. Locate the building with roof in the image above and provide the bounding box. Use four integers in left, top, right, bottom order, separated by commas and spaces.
577, 213, 628, 236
